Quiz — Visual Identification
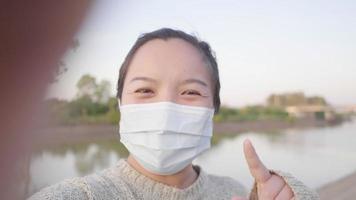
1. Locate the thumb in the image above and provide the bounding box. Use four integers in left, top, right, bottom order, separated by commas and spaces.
243, 139, 271, 183
231, 196, 247, 200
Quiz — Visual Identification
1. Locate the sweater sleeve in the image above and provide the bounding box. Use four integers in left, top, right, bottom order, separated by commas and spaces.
248, 170, 319, 200
27, 178, 92, 200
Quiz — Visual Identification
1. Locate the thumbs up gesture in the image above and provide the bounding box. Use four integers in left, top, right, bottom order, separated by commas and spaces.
232, 139, 295, 200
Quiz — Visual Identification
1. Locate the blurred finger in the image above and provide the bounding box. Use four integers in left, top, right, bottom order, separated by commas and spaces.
243, 139, 271, 183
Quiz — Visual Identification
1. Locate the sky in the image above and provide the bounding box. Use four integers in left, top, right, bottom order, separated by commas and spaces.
47, 0, 356, 107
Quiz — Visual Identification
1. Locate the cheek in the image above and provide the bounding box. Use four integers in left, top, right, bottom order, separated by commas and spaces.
178, 94, 214, 109
119, 85, 133, 105
203, 85, 214, 108
119, 94, 129, 105
203, 89, 215, 109
200, 96, 215, 109
120, 93, 143, 105
207, 95, 215, 108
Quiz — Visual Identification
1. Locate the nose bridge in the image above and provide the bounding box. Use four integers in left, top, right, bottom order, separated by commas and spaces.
159, 84, 178, 103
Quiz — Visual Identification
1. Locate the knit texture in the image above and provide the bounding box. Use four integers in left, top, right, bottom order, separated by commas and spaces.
271, 170, 319, 200
28, 159, 318, 200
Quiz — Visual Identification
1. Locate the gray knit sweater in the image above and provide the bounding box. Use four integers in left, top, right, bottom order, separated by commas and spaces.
28, 159, 319, 200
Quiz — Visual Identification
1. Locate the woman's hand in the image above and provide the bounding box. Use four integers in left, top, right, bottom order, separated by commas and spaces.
232, 139, 295, 200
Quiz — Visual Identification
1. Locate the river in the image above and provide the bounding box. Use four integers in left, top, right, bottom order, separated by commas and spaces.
29, 118, 356, 195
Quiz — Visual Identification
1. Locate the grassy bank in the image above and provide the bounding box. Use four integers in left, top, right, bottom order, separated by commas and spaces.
45, 98, 295, 126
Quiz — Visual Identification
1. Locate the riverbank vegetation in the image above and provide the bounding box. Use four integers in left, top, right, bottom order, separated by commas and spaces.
45, 74, 349, 125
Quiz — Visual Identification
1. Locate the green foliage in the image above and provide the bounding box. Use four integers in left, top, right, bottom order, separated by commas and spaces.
314, 111, 325, 120
47, 96, 289, 125
76, 74, 96, 91
46, 96, 120, 125
105, 97, 120, 124
46, 74, 119, 125
76, 74, 112, 104
68, 95, 109, 117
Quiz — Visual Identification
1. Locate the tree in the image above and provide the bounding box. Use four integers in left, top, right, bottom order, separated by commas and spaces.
76, 74, 112, 104
76, 74, 97, 101
95, 80, 111, 104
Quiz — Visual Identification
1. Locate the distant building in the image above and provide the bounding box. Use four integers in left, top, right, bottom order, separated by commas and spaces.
334, 105, 356, 114
267, 92, 334, 121
285, 105, 335, 121
349, 105, 356, 113
267, 92, 327, 108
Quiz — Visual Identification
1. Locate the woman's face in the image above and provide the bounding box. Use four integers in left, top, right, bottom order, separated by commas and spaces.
121, 38, 214, 108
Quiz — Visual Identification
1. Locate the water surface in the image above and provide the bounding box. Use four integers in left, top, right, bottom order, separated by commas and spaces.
29, 119, 356, 194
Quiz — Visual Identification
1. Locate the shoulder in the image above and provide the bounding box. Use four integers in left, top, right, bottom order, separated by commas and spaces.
28, 164, 133, 200
29, 168, 132, 200
28, 177, 91, 200
204, 172, 248, 197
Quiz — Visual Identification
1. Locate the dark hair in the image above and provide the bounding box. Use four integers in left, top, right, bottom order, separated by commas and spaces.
116, 28, 221, 113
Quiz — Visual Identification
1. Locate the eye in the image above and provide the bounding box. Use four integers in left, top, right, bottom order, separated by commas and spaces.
181, 89, 201, 96
134, 88, 154, 94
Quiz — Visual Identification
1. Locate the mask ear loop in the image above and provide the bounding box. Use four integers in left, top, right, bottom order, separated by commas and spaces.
117, 99, 122, 126
117, 99, 122, 140
117, 99, 122, 110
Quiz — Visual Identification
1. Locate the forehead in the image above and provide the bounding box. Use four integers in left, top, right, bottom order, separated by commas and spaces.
126, 38, 212, 83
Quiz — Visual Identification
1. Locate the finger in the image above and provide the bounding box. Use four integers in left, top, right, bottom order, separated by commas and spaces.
243, 139, 271, 183
231, 196, 247, 200
275, 184, 294, 200
259, 175, 286, 199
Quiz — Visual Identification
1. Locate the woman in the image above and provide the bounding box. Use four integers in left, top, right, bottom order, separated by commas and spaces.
30, 28, 319, 200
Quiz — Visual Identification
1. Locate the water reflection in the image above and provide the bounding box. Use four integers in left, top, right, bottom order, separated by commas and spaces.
29, 119, 356, 195
195, 120, 356, 189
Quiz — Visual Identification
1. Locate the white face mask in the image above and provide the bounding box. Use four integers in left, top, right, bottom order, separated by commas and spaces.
119, 101, 214, 175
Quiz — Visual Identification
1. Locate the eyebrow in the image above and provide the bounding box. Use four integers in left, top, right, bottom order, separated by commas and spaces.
129, 76, 208, 87
181, 78, 208, 87
129, 76, 158, 83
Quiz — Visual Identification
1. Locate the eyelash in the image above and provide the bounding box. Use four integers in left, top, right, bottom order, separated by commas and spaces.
181, 90, 201, 96
134, 88, 154, 94
133, 88, 202, 97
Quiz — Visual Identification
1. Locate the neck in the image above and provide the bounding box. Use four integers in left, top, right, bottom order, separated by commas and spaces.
127, 155, 198, 189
